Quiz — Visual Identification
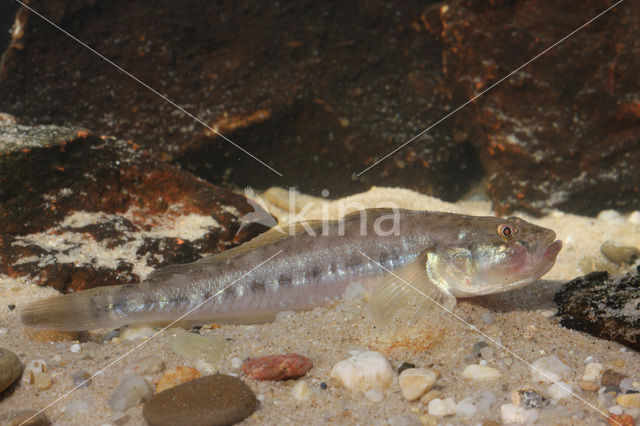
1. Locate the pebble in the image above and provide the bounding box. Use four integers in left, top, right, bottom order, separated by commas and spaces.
500, 403, 539, 424
194, 359, 216, 375
456, 390, 496, 418
398, 368, 437, 401
548, 382, 573, 399
69, 343, 81, 353
480, 346, 494, 359
330, 351, 393, 392
21, 359, 46, 386
109, 375, 152, 411
126, 356, 165, 376
63, 397, 94, 420
602, 369, 627, 387
0, 409, 50, 426
420, 389, 442, 405
0, 347, 22, 393
231, 357, 242, 370
480, 312, 496, 324
462, 364, 501, 380
583, 362, 603, 382
608, 413, 635, 426
531, 355, 570, 383
34, 372, 52, 390
428, 398, 456, 417
617, 393, 640, 408
628, 211, 640, 224
154, 366, 201, 393
143, 375, 256, 426
365, 389, 384, 402
472, 341, 489, 357
609, 405, 624, 415
241, 353, 313, 381
580, 380, 601, 392
598, 210, 625, 223
620, 377, 639, 393
120, 325, 155, 340
511, 389, 546, 409
72, 371, 92, 388
292, 381, 311, 401
397, 361, 415, 375
601, 240, 640, 265
171, 332, 228, 363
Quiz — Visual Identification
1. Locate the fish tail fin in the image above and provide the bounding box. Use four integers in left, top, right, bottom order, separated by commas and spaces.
20, 286, 122, 331
368, 250, 456, 330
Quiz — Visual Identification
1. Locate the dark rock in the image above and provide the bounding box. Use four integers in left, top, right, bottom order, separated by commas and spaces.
0, 123, 267, 293
554, 266, 640, 351
397, 362, 415, 375
601, 369, 628, 387
434, 0, 640, 216
0, 0, 480, 201
0, 347, 22, 393
142, 374, 257, 426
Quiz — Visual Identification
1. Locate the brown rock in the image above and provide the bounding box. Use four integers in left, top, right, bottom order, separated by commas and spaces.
0, 123, 267, 293
579, 380, 600, 392
0, 410, 50, 426
602, 369, 628, 387
143, 374, 257, 426
0, 347, 22, 393
0, 1, 480, 201
241, 353, 313, 381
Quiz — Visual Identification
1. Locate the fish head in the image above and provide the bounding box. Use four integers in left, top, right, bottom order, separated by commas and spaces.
428, 216, 562, 297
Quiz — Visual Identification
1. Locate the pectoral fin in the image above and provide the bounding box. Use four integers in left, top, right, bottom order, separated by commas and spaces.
368, 250, 456, 328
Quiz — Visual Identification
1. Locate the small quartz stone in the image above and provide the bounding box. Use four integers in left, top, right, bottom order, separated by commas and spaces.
548, 382, 572, 399
582, 362, 603, 382
462, 364, 501, 380
480, 312, 496, 324
501, 403, 539, 424
364, 389, 383, 402
531, 356, 570, 383
456, 391, 496, 418
33, 372, 52, 390
331, 351, 394, 392
292, 381, 311, 401
398, 368, 437, 401
109, 375, 152, 411
72, 371, 92, 388
428, 398, 456, 417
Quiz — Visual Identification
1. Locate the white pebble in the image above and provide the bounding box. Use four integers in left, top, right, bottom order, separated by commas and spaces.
70, 343, 82, 353
231, 357, 242, 369
292, 381, 311, 401
480, 312, 495, 324
120, 325, 155, 340
582, 362, 603, 382
479, 346, 494, 359
628, 211, 640, 224
330, 351, 393, 392
125, 356, 164, 376
548, 382, 573, 399
531, 356, 570, 383
456, 391, 496, 418
500, 403, 539, 424
398, 368, 437, 401
462, 364, 501, 380
364, 389, 384, 402
598, 210, 624, 223
108, 375, 152, 411
0, 328, 7, 335
63, 397, 94, 420
428, 398, 456, 417
194, 359, 216, 375
608, 405, 623, 415
22, 359, 47, 386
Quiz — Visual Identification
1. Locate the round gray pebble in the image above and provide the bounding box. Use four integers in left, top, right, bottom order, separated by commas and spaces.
143, 374, 257, 426
0, 347, 22, 393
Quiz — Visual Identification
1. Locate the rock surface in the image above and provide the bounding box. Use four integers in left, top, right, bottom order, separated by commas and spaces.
555, 266, 640, 351
0, 123, 266, 293
0, 347, 22, 393
142, 374, 257, 426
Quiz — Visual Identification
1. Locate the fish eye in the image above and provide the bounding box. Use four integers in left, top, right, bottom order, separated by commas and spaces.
498, 224, 517, 241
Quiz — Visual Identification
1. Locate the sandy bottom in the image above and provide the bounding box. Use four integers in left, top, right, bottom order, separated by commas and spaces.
1, 186, 639, 425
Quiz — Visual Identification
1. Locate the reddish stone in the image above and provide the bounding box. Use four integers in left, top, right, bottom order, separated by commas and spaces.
607, 414, 634, 426
241, 353, 313, 381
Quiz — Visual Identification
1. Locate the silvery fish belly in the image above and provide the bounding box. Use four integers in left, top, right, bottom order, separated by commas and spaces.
20, 209, 562, 331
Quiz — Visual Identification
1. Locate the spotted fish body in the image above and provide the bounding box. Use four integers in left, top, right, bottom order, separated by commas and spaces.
20, 209, 562, 331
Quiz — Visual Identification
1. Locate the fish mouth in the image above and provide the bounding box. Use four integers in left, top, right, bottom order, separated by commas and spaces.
542, 239, 562, 261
